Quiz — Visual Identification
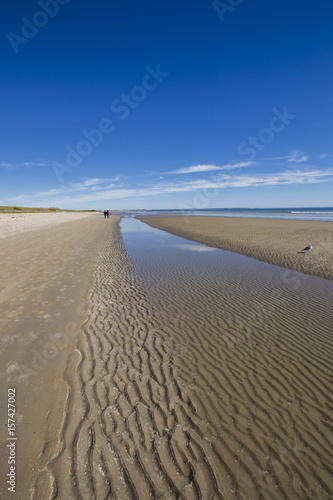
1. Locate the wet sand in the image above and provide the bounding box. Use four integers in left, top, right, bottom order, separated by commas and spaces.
137, 215, 333, 280
122, 218, 333, 499
0, 213, 108, 498
1, 214, 332, 499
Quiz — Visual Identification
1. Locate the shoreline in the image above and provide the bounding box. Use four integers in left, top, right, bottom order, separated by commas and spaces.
137, 215, 333, 280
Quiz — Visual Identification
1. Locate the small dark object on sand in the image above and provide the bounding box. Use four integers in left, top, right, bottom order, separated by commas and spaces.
298, 244, 312, 253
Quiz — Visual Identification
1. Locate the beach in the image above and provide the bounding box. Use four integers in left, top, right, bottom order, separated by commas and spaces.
0, 213, 332, 499
137, 215, 333, 281
0, 212, 96, 239
0, 212, 106, 498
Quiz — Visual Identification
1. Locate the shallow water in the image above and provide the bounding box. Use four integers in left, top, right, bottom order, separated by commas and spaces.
121, 215, 332, 311
121, 216, 333, 500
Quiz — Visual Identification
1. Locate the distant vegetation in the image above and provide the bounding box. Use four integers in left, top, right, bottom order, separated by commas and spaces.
0, 206, 92, 213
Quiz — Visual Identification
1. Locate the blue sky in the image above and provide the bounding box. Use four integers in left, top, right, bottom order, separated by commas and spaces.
1, 0, 333, 209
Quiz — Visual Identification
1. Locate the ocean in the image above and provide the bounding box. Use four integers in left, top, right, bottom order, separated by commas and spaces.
115, 207, 333, 222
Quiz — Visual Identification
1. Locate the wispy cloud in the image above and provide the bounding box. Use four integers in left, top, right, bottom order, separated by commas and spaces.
287, 151, 309, 163
1, 160, 56, 170
35, 177, 125, 198
262, 151, 308, 163
155, 169, 333, 193
6, 168, 332, 207
0, 162, 16, 169
167, 161, 256, 174
23, 162, 53, 167
320, 153, 333, 159
71, 178, 111, 190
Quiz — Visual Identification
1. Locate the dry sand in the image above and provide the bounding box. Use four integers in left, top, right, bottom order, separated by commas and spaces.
0, 212, 96, 240
1, 213, 332, 499
137, 215, 333, 280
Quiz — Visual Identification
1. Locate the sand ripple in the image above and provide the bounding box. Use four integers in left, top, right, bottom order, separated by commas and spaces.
32, 220, 333, 499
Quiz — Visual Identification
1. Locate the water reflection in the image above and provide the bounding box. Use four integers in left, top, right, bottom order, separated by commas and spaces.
167, 244, 218, 252
120, 216, 161, 234
120, 216, 333, 299
121, 217, 219, 253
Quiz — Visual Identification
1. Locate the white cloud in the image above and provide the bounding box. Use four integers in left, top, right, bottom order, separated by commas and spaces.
287, 151, 309, 163
36, 188, 65, 197
1, 160, 55, 170
168, 161, 256, 174
4, 168, 333, 208
172, 165, 224, 174
262, 152, 309, 163
320, 153, 333, 159
71, 178, 107, 190
4, 194, 32, 202
24, 162, 52, 167
0, 162, 16, 169
34, 177, 124, 198
152, 169, 333, 193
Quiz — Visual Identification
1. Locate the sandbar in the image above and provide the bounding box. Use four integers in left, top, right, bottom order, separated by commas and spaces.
137, 215, 333, 280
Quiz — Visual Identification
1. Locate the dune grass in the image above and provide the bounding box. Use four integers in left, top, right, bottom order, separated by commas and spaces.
0, 206, 90, 213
